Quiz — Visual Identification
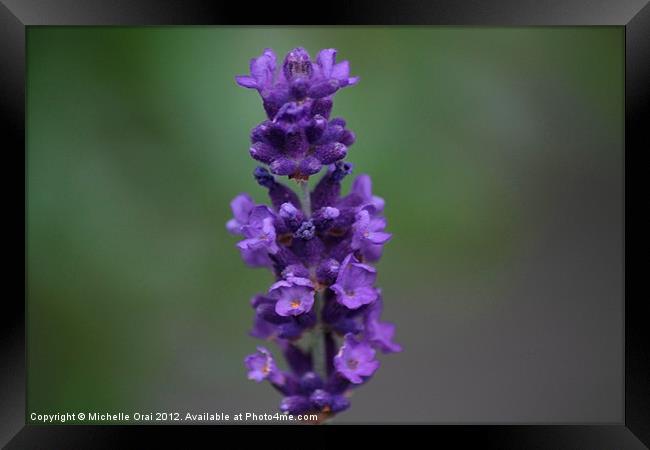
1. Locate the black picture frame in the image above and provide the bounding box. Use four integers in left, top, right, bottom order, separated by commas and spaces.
3, 0, 647, 447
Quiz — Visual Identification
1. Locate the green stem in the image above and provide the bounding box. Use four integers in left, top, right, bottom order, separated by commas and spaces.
299, 179, 311, 217
311, 291, 325, 377
298, 178, 324, 376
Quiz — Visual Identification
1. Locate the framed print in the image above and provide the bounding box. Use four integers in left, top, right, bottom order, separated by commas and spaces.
3, 0, 647, 447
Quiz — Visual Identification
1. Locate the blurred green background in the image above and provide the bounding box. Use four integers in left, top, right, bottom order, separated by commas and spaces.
27, 27, 623, 423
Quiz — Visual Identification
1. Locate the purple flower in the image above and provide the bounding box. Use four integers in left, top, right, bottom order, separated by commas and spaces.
236, 206, 279, 267
350, 208, 391, 262
365, 296, 402, 353
226, 193, 255, 235
236, 47, 358, 109
330, 253, 378, 309
235, 48, 277, 92
315, 49, 360, 88
351, 209, 391, 248
334, 334, 380, 384
245, 347, 284, 385
350, 174, 385, 212
269, 277, 315, 317
237, 245, 272, 268
231, 48, 398, 418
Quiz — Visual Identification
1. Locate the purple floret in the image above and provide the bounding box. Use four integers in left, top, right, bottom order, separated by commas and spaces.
226, 193, 255, 235
269, 277, 315, 317
236, 206, 279, 267
334, 334, 380, 384
330, 253, 378, 309
245, 347, 284, 385
364, 295, 402, 353
349, 174, 385, 212
351, 208, 392, 262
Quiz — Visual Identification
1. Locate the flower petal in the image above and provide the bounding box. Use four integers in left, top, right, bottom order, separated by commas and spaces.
235, 75, 257, 89
316, 48, 337, 78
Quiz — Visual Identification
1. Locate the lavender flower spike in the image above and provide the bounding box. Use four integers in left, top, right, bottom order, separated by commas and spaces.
228, 47, 400, 421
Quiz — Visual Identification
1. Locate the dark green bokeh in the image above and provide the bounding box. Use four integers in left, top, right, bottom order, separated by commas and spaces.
27, 27, 623, 423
